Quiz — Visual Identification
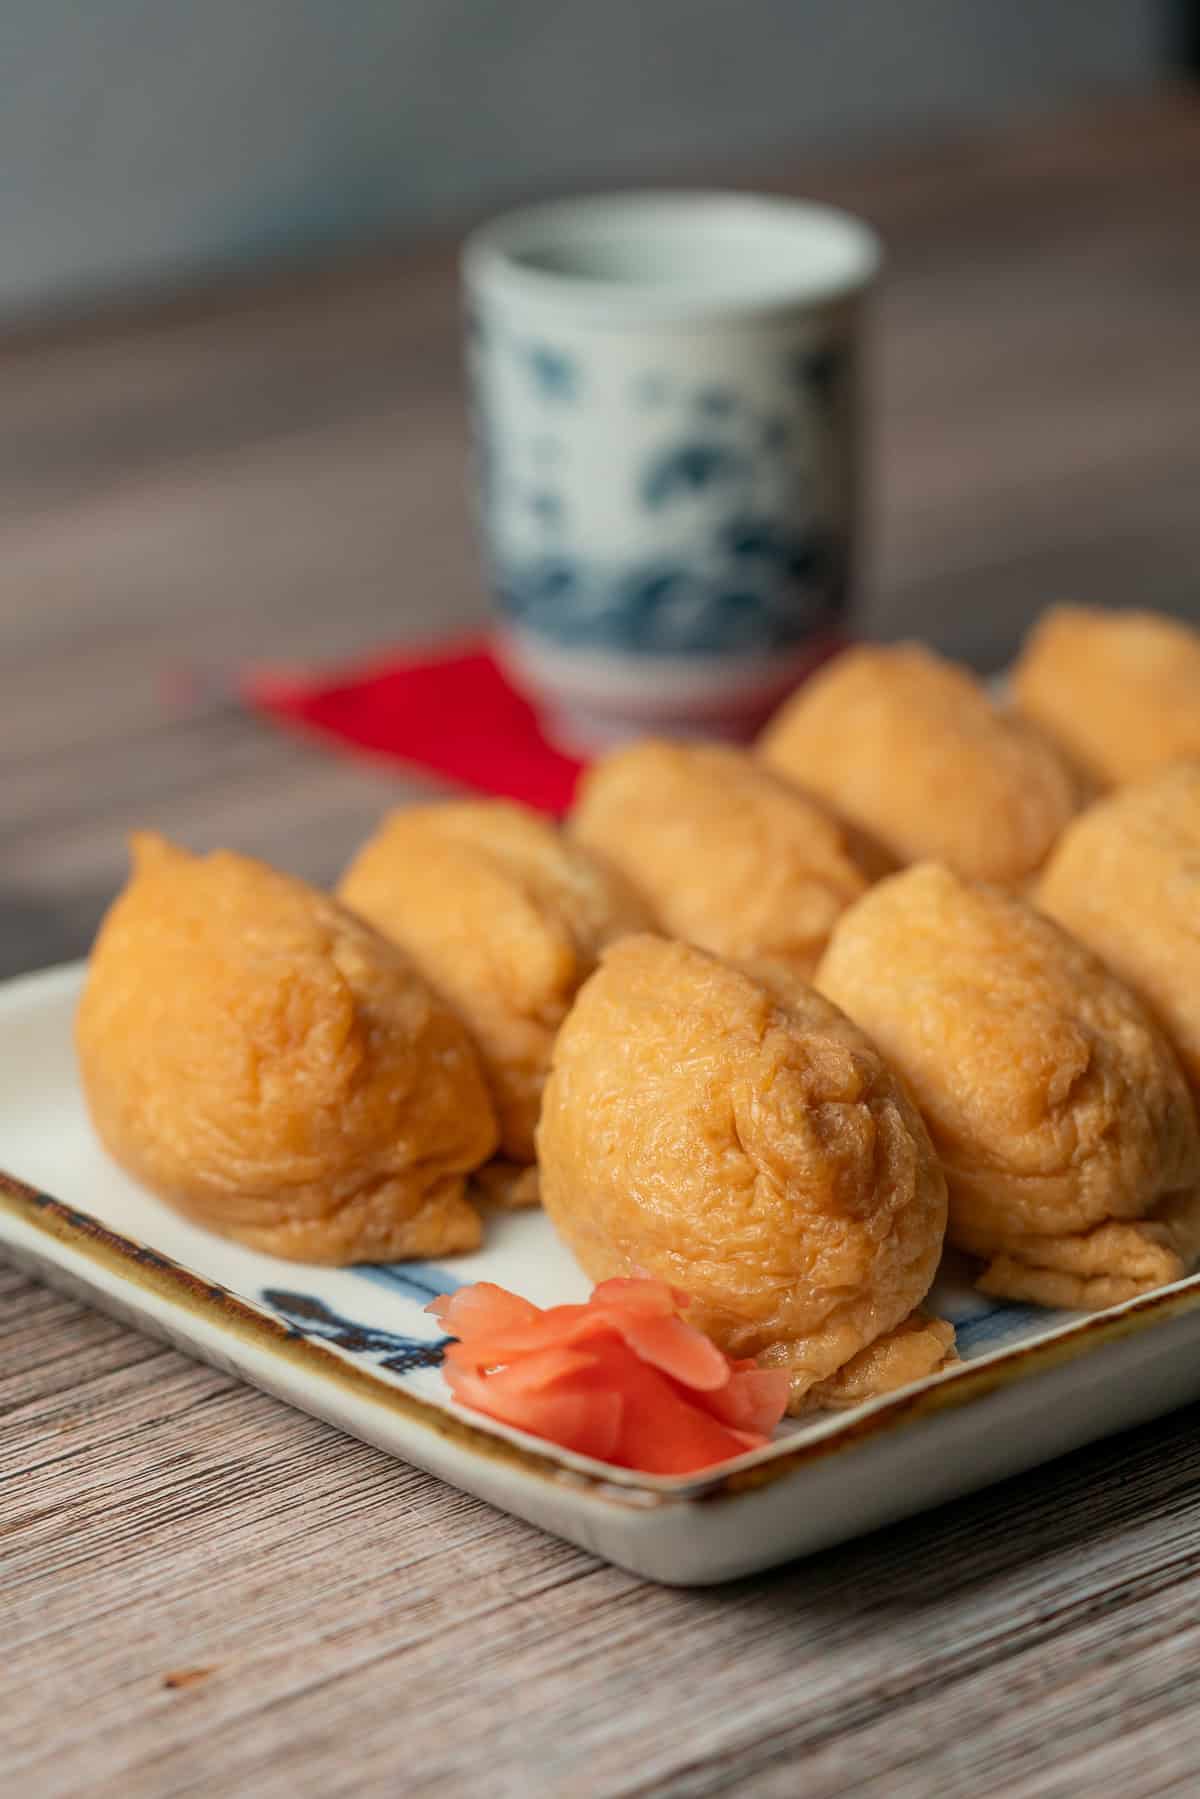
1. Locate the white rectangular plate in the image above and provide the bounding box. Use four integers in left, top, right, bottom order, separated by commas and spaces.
7, 961, 1200, 1586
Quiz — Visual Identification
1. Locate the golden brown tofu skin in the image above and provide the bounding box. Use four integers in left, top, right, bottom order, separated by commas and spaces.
76, 834, 498, 1262
469, 1160, 541, 1211
758, 643, 1080, 885
537, 935, 952, 1414
805, 1312, 957, 1411
1013, 606, 1200, 790
1038, 762, 1200, 1097
569, 739, 872, 978
816, 863, 1200, 1308
338, 801, 652, 1164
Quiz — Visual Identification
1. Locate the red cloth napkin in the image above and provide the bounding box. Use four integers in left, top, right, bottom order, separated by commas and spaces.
248, 637, 585, 814
249, 632, 846, 815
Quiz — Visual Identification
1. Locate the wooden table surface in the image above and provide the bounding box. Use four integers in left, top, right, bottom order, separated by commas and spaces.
5, 94, 1200, 1798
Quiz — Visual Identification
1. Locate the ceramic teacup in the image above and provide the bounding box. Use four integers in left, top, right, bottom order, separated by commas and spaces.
463, 191, 881, 749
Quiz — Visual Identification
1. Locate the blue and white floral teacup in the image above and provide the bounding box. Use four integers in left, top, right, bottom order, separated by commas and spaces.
463, 191, 880, 749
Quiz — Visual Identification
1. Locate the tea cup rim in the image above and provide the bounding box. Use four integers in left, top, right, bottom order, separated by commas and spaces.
463, 189, 882, 327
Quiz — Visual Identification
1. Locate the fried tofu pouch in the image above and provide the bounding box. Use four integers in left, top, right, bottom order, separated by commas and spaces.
758, 643, 1080, 884
569, 739, 873, 977
1038, 763, 1200, 1096
338, 801, 653, 1167
76, 834, 498, 1262
537, 934, 954, 1415
1013, 605, 1200, 789
817, 863, 1200, 1309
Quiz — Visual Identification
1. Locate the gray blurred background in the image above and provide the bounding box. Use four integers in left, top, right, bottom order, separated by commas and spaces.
2, 0, 1181, 317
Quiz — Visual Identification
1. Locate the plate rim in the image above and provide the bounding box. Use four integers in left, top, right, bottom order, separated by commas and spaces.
8, 959, 1200, 1508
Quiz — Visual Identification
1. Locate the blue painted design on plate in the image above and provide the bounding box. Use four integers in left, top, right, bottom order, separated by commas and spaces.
262, 1288, 450, 1374
949, 1303, 1052, 1357
354, 1261, 463, 1304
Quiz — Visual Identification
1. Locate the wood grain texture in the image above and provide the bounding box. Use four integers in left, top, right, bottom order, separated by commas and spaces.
4, 93, 1200, 1796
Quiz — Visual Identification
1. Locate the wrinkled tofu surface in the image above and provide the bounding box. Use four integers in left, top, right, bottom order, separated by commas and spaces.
538, 934, 951, 1413
817, 862, 1200, 1307
570, 738, 872, 977
77, 833, 498, 1262
760, 642, 1080, 884
1039, 760, 1200, 1096
1014, 605, 1200, 789
340, 801, 652, 1163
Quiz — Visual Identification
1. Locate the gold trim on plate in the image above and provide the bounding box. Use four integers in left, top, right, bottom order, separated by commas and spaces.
6, 1168, 1200, 1507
